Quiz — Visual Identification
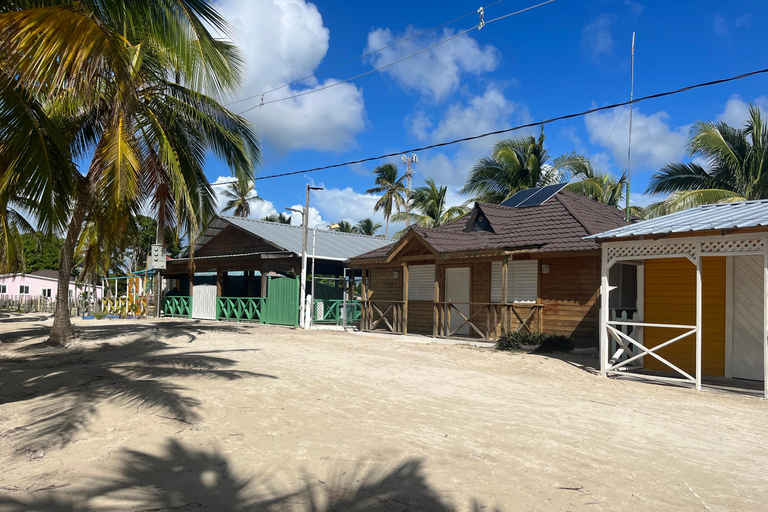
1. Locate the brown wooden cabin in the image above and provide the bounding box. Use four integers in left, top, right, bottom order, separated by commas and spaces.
348, 185, 631, 347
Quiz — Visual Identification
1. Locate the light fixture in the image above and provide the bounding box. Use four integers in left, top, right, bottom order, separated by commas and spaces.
542, 264, 550, 274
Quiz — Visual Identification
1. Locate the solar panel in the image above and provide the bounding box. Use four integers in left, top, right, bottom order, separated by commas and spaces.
500, 188, 538, 208
517, 183, 568, 207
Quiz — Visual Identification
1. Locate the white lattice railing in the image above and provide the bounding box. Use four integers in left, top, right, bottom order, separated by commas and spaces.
605, 234, 766, 267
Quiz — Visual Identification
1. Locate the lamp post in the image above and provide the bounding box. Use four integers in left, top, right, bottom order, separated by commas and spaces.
401, 152, 418, 226
285, 184, 323, 328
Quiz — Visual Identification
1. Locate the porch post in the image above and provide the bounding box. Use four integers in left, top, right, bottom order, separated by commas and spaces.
216, 270, 224, 298
763, 238, 768, 399
433, 263, 439, 338
695, 245, 703, 392
599, 249, 609, 377
261, 267, 268, 298
501, 257, 509, 334
402, 263, 409, 335
360, 267, 367, 331
188, 272, 194, 297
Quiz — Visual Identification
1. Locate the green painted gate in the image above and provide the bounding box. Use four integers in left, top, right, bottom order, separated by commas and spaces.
264, 275, 299, 327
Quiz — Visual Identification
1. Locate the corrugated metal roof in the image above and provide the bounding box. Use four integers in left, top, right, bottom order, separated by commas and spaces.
194, 216, 392, 261
589, 199, 768, 240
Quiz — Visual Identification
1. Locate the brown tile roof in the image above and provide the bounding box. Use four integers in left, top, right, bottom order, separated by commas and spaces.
350, 191, 630, 261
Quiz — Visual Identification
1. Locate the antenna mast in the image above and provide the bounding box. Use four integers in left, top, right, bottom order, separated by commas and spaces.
626, 32, 635, 221
401, 152, 418, 226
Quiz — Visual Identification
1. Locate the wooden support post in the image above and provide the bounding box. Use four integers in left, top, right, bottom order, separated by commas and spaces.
189, 272, 195, 297
360, 268, 367, 330
402, 263, 409, 335
261, 268, 268, 298
433, 264, 440, 338
695, 245, 703, 392
599, 250, 609, 377
501, 257, 509, 334
763, 238, 768, 399
216, 270, 224, 298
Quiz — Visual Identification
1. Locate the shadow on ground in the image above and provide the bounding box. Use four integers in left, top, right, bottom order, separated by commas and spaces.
0, 439, 502, 511
0, 321, 275, 452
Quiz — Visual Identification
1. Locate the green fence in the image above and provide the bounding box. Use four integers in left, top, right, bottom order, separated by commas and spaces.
217, 297, 265, 322
163, 296, 192, 318
313, 299, 361, 325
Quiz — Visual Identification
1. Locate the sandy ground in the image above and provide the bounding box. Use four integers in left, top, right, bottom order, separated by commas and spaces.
0, 314, 767, 511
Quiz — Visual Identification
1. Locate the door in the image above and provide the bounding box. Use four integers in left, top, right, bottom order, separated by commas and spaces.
731, 255, 764, 381
265, 275, 299, 326
191, 284, 217, 320
445, 267, 471, 336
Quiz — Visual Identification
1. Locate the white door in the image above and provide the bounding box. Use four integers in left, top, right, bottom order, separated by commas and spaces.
192, 284, 217, 320
445, 267, 471, 336
731, 255, 764, 381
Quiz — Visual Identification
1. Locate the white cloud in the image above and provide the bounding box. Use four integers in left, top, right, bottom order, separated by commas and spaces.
581, 14, 615, 61
286, 205, 325, 228
312, 187, 401, 237
713, 14, 729, 36
629, 192, 661, 208
211, 176, 277, 219
584, 106, 688, 170
713, 13, 751, 36
364, 26, 500, 101
218, 0, 366, 152
625, 0, 644, 15
716, 94, 768, 128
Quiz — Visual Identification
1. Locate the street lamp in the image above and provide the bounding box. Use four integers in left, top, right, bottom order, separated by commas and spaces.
285, 185, 323, 328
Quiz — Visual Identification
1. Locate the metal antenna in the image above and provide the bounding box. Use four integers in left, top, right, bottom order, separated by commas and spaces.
401, 152, 418, 227
626, 32, 635, 221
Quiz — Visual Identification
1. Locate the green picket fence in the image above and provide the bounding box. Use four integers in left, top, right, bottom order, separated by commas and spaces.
216, 297, 265, 322
163, 296, 192, 318
313, 299, 361, 325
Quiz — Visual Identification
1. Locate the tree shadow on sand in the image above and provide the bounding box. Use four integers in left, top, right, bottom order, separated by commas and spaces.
0, 321, 275, 453
0, 439, 503, 511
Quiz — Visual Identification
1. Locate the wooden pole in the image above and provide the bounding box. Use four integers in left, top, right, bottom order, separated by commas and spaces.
501, 258, 509, 334
261, 268, 268, 298
763, 238, 767, 399
600, 249, 610, 377
189, 272, 195, 297
695, 245, 703, 392
360, 268, 367, 331
433, 264, 439, 338
402, 263, 409, 335
216, 270, 224, 298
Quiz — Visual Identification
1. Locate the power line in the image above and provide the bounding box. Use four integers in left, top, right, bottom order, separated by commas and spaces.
237, 0, 559, 114
227, 0, 507, 107
252, 66, 768, 181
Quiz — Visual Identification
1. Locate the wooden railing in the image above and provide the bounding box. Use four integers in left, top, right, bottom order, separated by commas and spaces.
360, 300, 543, 340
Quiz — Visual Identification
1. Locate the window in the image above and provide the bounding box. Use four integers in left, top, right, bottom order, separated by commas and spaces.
19, 285, 30, 295
41, 288, 52, 298
68, 289, 74, 298
608, 263, 637, 310
0, 284, 6, 294
490, 260, 539, 303
406, 264, 435, 301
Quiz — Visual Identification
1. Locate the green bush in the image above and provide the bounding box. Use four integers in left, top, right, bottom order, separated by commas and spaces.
494, 331, 573, 353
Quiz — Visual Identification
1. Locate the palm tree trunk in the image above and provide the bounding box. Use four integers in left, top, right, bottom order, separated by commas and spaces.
49, 188, 90, 346
385, 217, 389, 238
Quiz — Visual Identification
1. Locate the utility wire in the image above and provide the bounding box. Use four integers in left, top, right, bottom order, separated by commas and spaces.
237, 0, 558, 113
227, 0, 507, 107
252, 66, 768, 181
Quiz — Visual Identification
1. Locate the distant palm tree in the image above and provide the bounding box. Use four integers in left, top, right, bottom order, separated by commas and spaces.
333, 220, 355, 233
221, 179, 263, 218
565, 161, 627, 207
645, 105, 768, 217
365, 163, 408, 238
392, 179, 468, 232
354, 218, 382, 236
262, 213, 292, 224
461, 127, 585, 203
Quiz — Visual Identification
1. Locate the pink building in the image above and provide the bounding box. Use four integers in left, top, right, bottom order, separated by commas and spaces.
0, 270, 103, 300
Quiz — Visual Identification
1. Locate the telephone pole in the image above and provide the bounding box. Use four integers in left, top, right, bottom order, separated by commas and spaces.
401, 152, 418, 226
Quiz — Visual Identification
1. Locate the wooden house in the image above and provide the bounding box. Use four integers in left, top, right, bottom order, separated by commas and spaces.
591, 200, 768, 398
348, 184, 631, 347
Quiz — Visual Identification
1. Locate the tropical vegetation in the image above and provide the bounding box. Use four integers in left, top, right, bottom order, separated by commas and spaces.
392, 178, 468, 231
354, 218, 383, 236
221, 180, 263, 218
365, 163, 408, 237
263, 213, 292, 224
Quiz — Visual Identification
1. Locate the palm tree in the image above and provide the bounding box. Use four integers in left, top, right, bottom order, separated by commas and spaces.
392, 179, 468, 231
461, 127, 586, 203
565, 161, 627, 207
221, 179, 263, 218
333, 220, 355, 233
0, 1, 260, 345
354, 218, 382, 236
365, 163, 408, 238
263, 213, 292, 224
645, 105, 768, 216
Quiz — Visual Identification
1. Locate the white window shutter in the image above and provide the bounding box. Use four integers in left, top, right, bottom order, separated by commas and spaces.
407, 264, 435, 301
511, 260, 538, 303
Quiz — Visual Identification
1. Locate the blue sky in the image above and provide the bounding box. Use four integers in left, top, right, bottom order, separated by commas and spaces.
206, 0, 768, 236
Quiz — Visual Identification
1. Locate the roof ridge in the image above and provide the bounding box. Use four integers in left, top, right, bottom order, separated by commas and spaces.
222, 215, 389, 240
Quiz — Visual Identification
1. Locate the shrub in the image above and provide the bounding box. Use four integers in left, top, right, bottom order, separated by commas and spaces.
494, 331, 573, 353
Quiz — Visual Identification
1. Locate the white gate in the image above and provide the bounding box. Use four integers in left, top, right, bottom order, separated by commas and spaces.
191, 284, 217, 320
731, 255, 764, 381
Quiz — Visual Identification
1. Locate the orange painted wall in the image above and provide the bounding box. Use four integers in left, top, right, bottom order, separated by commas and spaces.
643, 257, 726, 376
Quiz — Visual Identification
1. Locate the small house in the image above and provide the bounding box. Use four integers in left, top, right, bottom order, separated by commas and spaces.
348, 184, 631, 346
0, 269, 103, 301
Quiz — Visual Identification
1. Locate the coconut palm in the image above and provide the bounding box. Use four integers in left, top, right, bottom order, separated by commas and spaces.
263, 213, 292, 224
461, 127, 586, 204
221, 179, 263, 218
645, 105, 768, 215
365, 163, 408, 238
333, 220, 355, 233
565, 160, 628, 207
354, 218, 382, 236
0, 1, 260, 345
392, 179, 468, 231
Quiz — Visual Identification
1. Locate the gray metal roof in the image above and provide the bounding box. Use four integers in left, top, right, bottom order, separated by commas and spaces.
589, 199, 768, 240
193, 216, 393, 261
